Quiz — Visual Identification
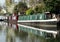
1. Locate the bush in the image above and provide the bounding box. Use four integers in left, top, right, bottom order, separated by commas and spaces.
26, 8, 34, 15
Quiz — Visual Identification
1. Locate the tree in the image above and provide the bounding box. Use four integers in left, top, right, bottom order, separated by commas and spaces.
29, 0, 35, 7
51, 1, 60, 14
43, 0, 54, 11
26, 8, 34, 15
13, 2, 28, 15
13, 5, 18, 14
28, 0, 42, 7
43, 0, 60, 14
33, 3, 46, 13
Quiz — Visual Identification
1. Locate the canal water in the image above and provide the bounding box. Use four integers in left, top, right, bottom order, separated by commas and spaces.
0, 22, 60, 42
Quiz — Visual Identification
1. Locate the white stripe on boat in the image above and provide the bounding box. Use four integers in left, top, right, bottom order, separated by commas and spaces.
18, 19, 58, 22
40, 25, 57, 27
18, 24, 58, 34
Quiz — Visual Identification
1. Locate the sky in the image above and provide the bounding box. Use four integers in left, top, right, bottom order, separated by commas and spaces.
0, 0, 19, 6
0, 0, 5, 6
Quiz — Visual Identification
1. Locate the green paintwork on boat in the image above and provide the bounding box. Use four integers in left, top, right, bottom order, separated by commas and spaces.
18, 13, 46, 20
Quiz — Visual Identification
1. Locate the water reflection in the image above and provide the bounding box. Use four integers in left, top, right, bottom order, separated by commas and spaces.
0, 22, 60, 42
6, 27, 15, 42
0, 22, 6, 42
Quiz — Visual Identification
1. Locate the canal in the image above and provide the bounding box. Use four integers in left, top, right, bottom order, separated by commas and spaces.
0, 22, 60, 42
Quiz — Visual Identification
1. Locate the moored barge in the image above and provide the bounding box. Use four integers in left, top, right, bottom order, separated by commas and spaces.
8, 13, 60, 38
17, 13, 60, 31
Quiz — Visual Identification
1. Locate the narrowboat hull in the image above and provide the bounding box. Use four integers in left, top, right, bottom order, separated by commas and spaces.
18, 19, 60, 31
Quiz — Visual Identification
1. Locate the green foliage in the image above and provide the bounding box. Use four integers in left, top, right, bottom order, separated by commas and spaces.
43, 0, 53, 11
29, 0, 35, 6
13, 2, 28, 15
26, 8, 34, 15
34, 3, 46, 13
26, 3, 46, 15
43, 0, 60, 14
13, 5, 18, 14
17, 2, 27, 12
13, 0, 60, 15
51, 1, 60, 14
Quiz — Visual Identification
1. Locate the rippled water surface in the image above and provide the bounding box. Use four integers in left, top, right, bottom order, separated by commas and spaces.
0, 22, 60, 42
